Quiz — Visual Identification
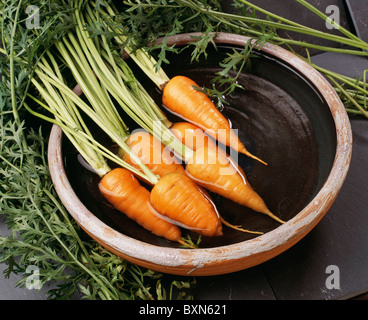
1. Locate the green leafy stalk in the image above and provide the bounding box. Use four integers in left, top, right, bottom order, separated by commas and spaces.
205, 36, 270, 109
294, 0, 362, 43
120, 0, 368, 116
328, 74, 368, 119
1, 124, 122, 300
72, 0, 193, 161
7, 0, 27, 150
95, 0, 172, 87
123, 0, 368, 55
298, 49, 368, 119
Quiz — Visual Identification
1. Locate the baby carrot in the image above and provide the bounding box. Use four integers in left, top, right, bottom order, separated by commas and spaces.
100, 128, 239, 242
122, 128, 261, 236
150, 172, 223, 237
170, 122, 266, 233
170, 121, 217, 152
162, 75, 267, 165
120, 130, 186, 181
186, 146, 285, 224
170, 121, 249, 178
99, 168, 184, 242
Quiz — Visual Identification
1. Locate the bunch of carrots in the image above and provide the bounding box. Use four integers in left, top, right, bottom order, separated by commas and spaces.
26, 0, 285, 248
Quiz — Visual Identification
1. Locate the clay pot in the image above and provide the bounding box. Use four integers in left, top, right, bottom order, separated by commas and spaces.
48, 33, 352, 276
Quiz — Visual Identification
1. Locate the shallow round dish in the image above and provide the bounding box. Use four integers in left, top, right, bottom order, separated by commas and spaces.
48, 33, 352, 276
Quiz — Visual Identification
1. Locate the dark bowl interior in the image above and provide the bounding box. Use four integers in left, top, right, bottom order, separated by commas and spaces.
62, 43, 337, 249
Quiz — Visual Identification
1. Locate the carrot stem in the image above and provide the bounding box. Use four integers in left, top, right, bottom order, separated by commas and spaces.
328, 76, 368, 120
75, 2, 193, 161
177, 239, 196, 249
25, 40, 161, 184
8, 0, 27, 150
295, 0, 363, 43
98, 1, 171, 87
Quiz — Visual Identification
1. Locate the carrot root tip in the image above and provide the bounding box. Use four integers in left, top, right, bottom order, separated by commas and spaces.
220, 217, 264, 235
264, 210, 286, 224
243, 151, 268, 166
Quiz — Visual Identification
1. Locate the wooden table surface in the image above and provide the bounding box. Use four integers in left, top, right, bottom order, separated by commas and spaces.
1, 0, 367, 300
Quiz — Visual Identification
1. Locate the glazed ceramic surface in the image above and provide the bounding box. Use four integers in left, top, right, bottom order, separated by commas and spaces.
48, 33, 352, 276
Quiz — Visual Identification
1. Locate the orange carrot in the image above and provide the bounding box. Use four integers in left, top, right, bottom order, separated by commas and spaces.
120, 130, 186, 180
99, 168, 183, 242
170, 122, 269, 231
162, 75, 267, 165
186, 146, 285, 224
171, 121, 248, 178
150, 172, 223, 237
170, 122, 217, 152
122, 129, 261, 236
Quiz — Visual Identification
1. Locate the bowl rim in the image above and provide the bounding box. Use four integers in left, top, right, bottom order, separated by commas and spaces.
47, 32, 352, 276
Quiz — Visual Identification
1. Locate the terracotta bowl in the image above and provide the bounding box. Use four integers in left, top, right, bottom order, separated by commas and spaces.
48, 33, 352, 276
